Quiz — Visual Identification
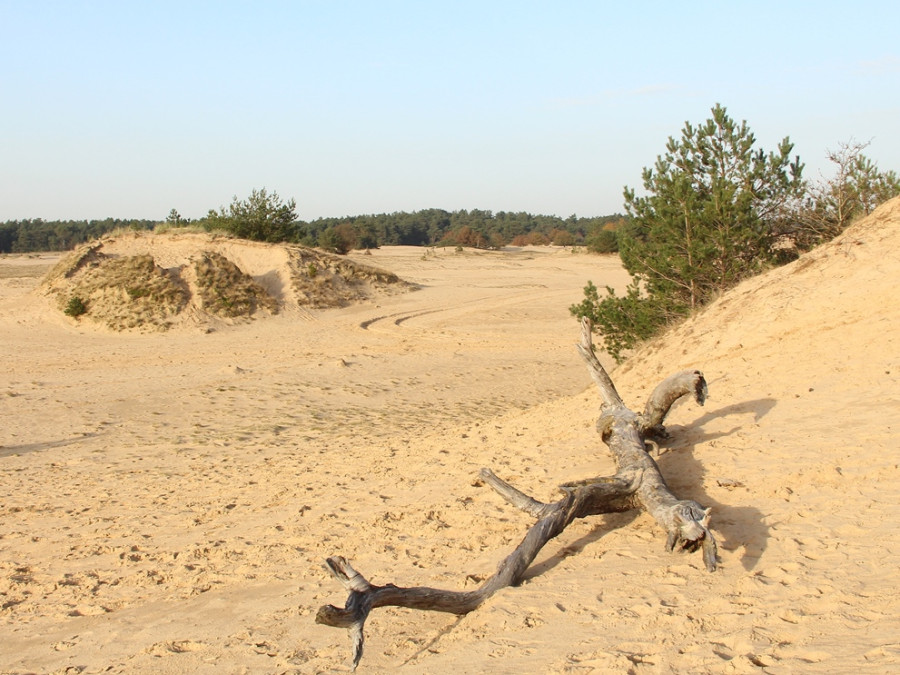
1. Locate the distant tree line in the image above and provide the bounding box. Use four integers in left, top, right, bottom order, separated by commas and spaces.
197, 190, 625, 254
2, 194, 625, 254
0, 218, 157, 254
298, 208, 625, 252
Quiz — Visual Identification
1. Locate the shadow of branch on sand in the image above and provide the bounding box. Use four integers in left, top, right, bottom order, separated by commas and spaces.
657, 398, 776, 571
0, 433, 102, 458
523, 511, 640, 581
692, 397, 777, 426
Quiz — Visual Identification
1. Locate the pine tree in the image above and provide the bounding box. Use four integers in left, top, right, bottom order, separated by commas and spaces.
572, 104, 804, 361
206, 188, 298, 242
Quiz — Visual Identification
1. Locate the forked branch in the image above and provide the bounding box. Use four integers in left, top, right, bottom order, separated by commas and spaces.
315, 318, 718, 669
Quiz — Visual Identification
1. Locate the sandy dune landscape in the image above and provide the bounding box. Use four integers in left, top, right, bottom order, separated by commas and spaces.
2, 200, 899, 674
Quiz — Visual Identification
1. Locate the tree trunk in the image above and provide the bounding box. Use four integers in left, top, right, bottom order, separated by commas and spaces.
316, 317, 717, 669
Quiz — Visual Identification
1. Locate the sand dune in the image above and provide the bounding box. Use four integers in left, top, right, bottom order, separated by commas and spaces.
39, 231, 416, 332
1, 200, 899, 673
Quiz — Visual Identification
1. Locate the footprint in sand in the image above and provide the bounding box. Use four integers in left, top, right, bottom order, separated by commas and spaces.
146, 639, 209, 655
52, 637, 80, 651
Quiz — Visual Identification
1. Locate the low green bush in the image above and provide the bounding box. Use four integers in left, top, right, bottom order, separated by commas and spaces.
64, 296, 87, 317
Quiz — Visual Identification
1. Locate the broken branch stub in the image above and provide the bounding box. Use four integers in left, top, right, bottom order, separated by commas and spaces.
315, 318, 717, 669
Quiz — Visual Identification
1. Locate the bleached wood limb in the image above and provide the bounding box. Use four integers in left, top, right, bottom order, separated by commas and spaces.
479, 467, 558, 518
316, 319, 718, 669
576, 316, 624, 408
316, 474, 644, 667
639, 369, 708, 437
577, 318, 718, 572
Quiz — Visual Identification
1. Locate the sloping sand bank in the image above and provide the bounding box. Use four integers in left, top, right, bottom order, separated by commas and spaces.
2, 200, 899, 673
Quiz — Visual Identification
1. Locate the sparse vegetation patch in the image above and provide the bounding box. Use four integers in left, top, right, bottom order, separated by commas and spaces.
287, 247, 413, 309
40, 231, 414, 331
50, 254, 189, 330
64, 296, 87, 318
193, 252, 278, 318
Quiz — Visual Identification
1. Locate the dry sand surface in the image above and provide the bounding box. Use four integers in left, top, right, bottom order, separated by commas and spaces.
1, 201, 899, 674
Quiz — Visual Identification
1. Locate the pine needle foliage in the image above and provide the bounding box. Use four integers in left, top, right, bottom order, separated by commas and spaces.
205, 188, 298, 243
572, 104, 804, 362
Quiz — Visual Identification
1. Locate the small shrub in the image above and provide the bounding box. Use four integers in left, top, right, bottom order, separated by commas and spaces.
64, 296, 87, 317
569, 281, 673, 363
307, 263, 318, 278
126, 287, 150, 299
318, 227, 352, 255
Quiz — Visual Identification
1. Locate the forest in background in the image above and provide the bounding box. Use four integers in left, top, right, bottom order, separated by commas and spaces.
0, 209, 624, 255
0, 218, 158, 254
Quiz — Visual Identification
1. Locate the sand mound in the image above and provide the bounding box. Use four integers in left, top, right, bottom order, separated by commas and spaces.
40, 230, 416, 331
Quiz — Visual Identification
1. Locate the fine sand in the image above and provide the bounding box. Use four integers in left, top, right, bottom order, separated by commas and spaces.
2, 201, 899, 674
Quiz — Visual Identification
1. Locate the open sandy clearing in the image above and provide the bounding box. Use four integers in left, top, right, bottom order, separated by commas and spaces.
1, 202, 899, 675
1, 244, 631, 673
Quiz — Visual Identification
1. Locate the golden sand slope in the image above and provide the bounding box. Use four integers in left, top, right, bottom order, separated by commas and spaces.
1, 200, 899, 673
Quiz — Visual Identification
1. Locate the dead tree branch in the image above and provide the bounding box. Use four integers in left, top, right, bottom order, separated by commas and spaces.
315, 317, 717, 669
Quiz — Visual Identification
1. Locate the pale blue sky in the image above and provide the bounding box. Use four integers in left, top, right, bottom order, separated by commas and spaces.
2, 1, 898, 221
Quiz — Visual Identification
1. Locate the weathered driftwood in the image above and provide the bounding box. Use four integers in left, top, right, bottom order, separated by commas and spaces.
316, 317, 717, 669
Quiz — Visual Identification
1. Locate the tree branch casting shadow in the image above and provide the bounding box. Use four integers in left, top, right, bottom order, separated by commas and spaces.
315, 318, 719, 669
